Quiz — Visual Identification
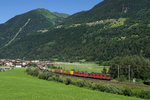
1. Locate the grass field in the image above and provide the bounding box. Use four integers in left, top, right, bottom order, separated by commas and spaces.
0, 69, 145, 100
54, 63, 110, 73
0, 65, 10, 67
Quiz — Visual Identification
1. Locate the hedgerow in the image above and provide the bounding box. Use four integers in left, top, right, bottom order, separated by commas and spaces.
26, 68, 150, 99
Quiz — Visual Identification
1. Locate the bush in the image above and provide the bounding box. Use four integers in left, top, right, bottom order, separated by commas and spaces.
139, 89, 150, 99
64, 78, 71, 85
26, 67, 31, 73
104, 85, 123, 95
75, 80, 86, 87
123, 87, 133, 96
53, 75, 63, 83
48, 77, 53, 81
26, 67, 33, 75
38, 72, 50, 80
32, 68, 39, 77
91, 83, 102, 90
90, 83, 123, 95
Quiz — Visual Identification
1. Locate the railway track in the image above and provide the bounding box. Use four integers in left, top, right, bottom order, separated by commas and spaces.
39, 67, 150, 88
56, 73, 150, 88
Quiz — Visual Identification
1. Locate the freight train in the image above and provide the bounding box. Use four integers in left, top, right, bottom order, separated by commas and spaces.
41, 67, 111, 80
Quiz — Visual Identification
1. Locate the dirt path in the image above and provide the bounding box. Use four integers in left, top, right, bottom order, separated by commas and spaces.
4, 18, 31, 47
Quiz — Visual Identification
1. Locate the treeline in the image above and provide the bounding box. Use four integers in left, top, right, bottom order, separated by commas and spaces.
103, 55, 150, 84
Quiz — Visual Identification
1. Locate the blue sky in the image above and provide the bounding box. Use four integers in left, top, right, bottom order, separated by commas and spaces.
0, 0, 103, 24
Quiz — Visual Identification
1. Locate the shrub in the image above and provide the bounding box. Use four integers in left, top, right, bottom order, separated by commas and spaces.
123, 87, 133, 96
76, 80, 86, 87
26, 68, 39, 77
38, 72, 50, 80
91, 83, 102, 90
139, 89, 150, 99
52, 75, 63, 83
97, 84, 106, 92
64, 78, 71, 85
32, 68, 39, 77
104, 85, 123, 95
26, 67, 31, 73
48, 77, 53, 81
26, 67, 33, 75
46, 72, 53, 77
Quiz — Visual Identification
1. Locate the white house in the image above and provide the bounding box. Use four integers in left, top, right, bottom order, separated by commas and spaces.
5, 62, 14, 67
31, 60, 39, 63
15, 63, 22, 68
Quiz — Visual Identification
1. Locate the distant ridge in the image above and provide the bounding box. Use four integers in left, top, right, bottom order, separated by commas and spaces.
63, 0, 150, 25
0, 1, 150, 62
0, 8, 69, 48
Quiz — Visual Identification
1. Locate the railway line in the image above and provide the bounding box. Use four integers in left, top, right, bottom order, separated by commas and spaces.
54, 71, 150, 88
39, 66, 150, 88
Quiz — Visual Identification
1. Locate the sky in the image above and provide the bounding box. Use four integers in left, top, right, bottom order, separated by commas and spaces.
0, 0, 103, 24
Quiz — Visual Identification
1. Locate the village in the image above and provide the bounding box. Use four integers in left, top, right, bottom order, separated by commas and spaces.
0, 59, 56, 72
0, 59, 40, 72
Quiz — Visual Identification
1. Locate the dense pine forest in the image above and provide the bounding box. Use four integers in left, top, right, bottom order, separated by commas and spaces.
0, 0, 150, 63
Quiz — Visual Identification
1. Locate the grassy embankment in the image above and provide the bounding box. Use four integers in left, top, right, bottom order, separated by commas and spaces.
0, 69, 144, 100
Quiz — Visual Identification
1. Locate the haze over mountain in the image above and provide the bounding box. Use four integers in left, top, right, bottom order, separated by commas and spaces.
0, 0, 150, 62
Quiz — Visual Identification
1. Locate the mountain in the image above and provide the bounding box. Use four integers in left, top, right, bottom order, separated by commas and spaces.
63, 0, 150, 25
0, 0, 150, 62
0, 8, 69, 48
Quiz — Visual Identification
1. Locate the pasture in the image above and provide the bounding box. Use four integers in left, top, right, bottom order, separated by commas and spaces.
0, 69, 144, 100
54, 62, 110, 73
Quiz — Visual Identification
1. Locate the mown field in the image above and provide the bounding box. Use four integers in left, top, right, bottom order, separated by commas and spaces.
0, 69, 144, 100
54, 63, 110, 73
0, 65, 10, 67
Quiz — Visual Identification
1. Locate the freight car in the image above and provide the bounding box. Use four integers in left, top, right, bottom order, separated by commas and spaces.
54, 69, 74, 75
41, 67, 111, 80
75, 72, 111, 80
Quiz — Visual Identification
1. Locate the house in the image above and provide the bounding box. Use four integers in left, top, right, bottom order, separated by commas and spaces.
5, 62, 14, 67
15, 63, 23, 68
31, 60, 39, 63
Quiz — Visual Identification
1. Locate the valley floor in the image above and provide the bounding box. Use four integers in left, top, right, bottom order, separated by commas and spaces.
0, 69, 144, 100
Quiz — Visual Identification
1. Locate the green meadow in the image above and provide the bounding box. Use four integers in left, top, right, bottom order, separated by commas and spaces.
0, 69, 145, 100
54, 63, 110, 73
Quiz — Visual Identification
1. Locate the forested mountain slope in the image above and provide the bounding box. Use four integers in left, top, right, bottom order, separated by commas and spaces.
0, 0, 150, 62
0, 8, 69, 48
63, 0, 150, 25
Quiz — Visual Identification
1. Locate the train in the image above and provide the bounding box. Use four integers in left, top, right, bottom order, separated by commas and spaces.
41, 67, 111, 80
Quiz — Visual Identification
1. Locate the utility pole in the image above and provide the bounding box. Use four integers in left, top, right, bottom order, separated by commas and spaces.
128, 65, 131, 83
118, 65, 120, 79
75, 65, 77, 71
76, 66, 77, 72
96, 65, 97, 73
